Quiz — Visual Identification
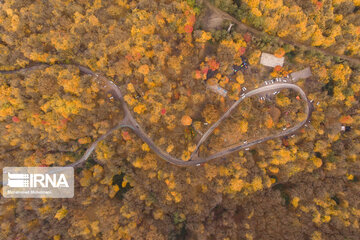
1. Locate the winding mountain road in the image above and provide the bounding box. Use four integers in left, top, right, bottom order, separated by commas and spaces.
0, 63, 313, 167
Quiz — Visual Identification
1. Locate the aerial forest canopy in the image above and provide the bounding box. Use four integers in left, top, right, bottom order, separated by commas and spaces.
0, 0, 360, 239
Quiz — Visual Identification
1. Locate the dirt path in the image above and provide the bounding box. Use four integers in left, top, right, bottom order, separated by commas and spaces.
202, 0, 360, 67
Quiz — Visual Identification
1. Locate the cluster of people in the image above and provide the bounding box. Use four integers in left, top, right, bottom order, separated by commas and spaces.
206, 56, 250, 81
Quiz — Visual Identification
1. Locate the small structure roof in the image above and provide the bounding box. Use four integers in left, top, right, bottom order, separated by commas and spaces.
290, 67, 312, 82
260, 52, 285, 67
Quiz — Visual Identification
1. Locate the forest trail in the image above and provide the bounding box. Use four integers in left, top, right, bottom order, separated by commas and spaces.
202, 0, 360, 67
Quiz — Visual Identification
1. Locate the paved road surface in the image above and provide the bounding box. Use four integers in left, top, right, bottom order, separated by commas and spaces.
0, 63, 313, 167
